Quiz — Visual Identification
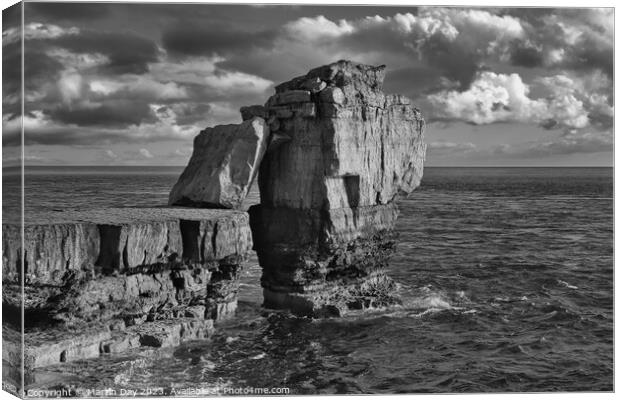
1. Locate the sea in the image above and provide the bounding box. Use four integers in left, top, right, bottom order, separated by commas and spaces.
1, 166, 614, 393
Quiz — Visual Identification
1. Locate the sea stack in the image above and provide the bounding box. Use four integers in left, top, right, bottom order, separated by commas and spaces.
249, 60, 426, 317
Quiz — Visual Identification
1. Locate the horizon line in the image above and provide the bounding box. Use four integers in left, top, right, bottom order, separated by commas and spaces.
2, 164, 614, 169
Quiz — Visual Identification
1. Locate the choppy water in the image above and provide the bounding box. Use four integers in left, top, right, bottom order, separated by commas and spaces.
2, 167, 613, 393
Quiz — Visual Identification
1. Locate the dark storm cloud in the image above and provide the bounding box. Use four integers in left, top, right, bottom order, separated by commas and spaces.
46, 100, 156, 128
383, 65, 455, 99
4, 40, 65, 95
502, 8, 613, 78
509, 41, 545, 68
587, 108, 614, 131
418, 34, 481, 90
3, 123, 180, 147
2, 102, 21, 121
23, 50, 65, 97
161, 22, 277, 57
167, 103, 213, 126
495, 8, 556, 22
51, 31, 160, 74
2, 2, 22, 30
2, 41, 21, 99
26, 2, 111, 21
567, 38, 613, 78
3, 127, 129, 146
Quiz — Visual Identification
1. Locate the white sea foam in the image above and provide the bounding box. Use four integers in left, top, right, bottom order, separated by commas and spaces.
558, 280, 579, 290
249, 352, 266, 360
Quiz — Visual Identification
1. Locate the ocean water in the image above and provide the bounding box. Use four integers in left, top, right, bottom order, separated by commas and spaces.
2, 167, 613, 393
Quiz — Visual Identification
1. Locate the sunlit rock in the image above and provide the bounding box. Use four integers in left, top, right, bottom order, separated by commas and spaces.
249, 60, 426, 316
169, 117, 269, 209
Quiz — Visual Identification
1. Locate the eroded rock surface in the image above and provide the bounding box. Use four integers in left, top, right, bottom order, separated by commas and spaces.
249, 60, 426, 316
3, 318, 214, 370
169, 117, 269, 209
2, 208, 252, 372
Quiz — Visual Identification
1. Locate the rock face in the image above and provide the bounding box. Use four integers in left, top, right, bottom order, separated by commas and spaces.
249, 60, 426, 316
168, 117, 269, 209
2, 208, 252, 372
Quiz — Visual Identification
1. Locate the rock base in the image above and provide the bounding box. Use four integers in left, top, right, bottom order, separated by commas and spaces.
250, 203, 402, 317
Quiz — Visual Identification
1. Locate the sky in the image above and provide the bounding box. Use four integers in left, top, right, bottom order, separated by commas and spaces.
1, 2, 614, 167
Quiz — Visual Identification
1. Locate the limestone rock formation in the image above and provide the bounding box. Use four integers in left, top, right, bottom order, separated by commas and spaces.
2, 208, 252, 371
1, 60, 426, 385
168, 117, 269, 209
249, 60, 426, 316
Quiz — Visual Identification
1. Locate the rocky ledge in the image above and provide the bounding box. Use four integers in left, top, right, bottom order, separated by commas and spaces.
2, 208, 252, 372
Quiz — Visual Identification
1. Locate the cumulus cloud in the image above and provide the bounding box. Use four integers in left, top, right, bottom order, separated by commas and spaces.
429, 72, 545, 124
284, 15, 355, 40
428, 71, 609, 131
283, 9, 526, 89
2, 22, 79, 44
205, 8, 530, 92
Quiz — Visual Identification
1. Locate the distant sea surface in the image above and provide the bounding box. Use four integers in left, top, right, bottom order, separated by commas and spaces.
2, 166, 613, 393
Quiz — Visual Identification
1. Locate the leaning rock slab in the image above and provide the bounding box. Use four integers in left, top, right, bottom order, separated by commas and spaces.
169, 117, 269, 209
